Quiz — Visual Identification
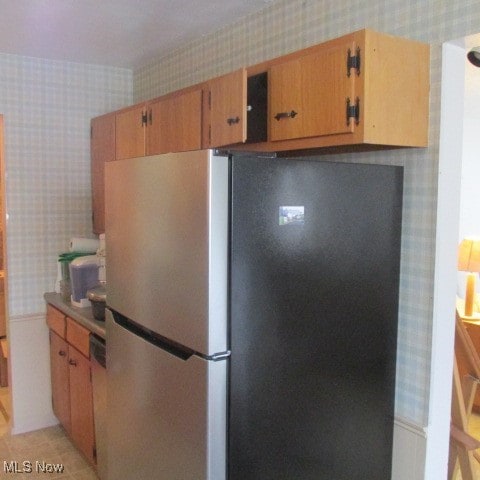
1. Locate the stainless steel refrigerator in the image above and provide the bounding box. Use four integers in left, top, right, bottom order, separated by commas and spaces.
105, 150, 403, 480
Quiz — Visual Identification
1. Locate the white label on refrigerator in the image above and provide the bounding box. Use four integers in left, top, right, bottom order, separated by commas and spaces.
279, 206, 304, 225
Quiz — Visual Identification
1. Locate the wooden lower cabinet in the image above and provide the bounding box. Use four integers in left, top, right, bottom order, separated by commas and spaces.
68, 344, 95, 464
49, 327, 96, 465
49, 331, 71, 433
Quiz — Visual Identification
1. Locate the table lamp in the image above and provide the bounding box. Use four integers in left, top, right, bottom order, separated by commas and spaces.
458, 237, 480, 316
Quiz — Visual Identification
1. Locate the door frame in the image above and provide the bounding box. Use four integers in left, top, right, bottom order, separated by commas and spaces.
426, 36, 478, 479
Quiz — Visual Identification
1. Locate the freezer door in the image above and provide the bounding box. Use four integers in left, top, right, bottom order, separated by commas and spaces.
229, 156, 402, 480
105, 150, 228, 356
106, 310, 227, 480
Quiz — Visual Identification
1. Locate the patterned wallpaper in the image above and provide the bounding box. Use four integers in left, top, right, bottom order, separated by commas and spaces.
133, 0, 480, 425
0, 54, 132, 317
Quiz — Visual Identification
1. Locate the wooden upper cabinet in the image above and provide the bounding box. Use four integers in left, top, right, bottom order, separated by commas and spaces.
147, 88, 203, 155
207, 68, 247, 148
115, 104, 146, 160
91, 113, 115, 234
263, 29, 429, 150
94, 29, 429, 163
269, 38, 356, 142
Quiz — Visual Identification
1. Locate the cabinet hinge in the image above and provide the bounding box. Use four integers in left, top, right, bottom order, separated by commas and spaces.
347, 47, 361, 77
208, 125, 211, 145
346, 97, 360, 126
141, 111, 148, 126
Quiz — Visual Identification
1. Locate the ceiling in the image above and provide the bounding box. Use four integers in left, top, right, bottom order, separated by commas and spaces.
0, 0, 275, 69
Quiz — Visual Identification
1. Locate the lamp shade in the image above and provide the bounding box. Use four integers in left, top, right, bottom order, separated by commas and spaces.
458, 238, 480, 272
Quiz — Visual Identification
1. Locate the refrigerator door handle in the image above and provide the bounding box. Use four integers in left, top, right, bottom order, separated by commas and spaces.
203, 350, 231, 362
109, 308, 195, 361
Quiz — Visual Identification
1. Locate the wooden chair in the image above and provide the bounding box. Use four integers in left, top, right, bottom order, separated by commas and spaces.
448, 310, 480, 480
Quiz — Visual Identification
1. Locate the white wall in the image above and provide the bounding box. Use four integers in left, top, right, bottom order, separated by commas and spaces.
429, 40, 466, 480
457, 46, 480, 298
9, 314, 57, 434
459, 51, 480, 241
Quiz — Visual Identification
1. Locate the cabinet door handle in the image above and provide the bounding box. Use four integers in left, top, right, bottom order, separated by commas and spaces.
58, 350, 67, 357
274, 110, 298, 121
226, 116, 240, 126
68, 359, 77, 366
149, 109, 152, 126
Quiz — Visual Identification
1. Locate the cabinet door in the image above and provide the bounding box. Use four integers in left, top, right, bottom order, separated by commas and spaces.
147, 88, 203, 155
46, 304, 66, 338
69, 345, 95, 464
91, 113, 115, 234
208, 68, 247, 147
146, 96, 170, 155
49, 331, 71, 434
269, 39, 356, 141
115, 104, 146, 160
170, 89, 203, 152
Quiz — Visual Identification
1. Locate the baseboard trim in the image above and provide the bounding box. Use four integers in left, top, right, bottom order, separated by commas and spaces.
392, 416, 427, 479
8, 312, 59, 435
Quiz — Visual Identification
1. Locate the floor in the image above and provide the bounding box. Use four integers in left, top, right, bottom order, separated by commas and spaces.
0, 387, 99, 479
2, 383, 479, 480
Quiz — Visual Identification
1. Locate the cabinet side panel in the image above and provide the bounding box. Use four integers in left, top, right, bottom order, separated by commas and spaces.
91, 113, 115, 234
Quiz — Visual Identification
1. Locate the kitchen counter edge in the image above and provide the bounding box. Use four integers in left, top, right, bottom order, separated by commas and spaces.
44, 292, 106, 339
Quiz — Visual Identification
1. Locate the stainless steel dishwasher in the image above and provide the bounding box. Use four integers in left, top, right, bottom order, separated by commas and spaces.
90, 333, 107, 480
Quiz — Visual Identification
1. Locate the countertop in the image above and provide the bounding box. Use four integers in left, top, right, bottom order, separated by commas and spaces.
44, 292, 106, 339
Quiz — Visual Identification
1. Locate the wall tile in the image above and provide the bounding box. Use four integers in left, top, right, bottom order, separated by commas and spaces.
0, 54, 132, 316
133, 0, 480, 425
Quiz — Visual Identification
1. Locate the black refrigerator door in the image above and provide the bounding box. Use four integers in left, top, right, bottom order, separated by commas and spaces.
229, 156, 403, 480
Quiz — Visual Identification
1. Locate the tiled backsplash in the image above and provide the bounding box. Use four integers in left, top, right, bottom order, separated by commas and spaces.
133, 0, 480, 425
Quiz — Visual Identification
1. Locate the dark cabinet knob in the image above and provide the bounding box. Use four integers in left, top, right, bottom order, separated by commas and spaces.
226, 116, 240, 126
58, 350, 67, 357
274, 110, 298, 121
68, 359, 77, 366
